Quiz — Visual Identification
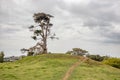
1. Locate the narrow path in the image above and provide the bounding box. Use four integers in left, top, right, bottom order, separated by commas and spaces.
62, 57, 87, 80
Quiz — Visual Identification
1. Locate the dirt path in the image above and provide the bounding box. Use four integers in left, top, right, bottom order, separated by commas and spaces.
62, 58, 87, 80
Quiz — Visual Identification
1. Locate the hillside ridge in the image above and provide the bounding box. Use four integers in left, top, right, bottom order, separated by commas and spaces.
0, 54, 120, 80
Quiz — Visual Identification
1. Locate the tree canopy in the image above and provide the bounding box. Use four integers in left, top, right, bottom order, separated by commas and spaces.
66, 48, 88, 56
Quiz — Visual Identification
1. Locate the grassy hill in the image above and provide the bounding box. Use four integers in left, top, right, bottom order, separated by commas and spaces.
0, 54, 120, 80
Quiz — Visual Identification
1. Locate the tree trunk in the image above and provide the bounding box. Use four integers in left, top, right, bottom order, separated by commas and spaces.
42, 38, 47, 54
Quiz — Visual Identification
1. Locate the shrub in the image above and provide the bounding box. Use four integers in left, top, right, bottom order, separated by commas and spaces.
103, 58, 120, 69
86, 54, 109, 62
0, 51, 4, 63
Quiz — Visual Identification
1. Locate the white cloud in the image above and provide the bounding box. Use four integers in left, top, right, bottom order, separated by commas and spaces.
62, 0, 90, 5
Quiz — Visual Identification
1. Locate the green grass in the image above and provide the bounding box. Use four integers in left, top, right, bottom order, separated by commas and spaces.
0, 54, 120, 80
69, 60, 120, 80
0, 54, 78, 80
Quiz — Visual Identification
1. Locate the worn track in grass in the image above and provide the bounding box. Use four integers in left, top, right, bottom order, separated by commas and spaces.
62, 57, 87, 80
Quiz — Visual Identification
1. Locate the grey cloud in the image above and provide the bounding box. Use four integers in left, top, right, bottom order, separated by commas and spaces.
0, 24, 22, 35
103, 32, 120, 44
0, 0, 120, 57
0, 0, 61, 37
53, 0, 120, 44
0, 28, 20, 34
0, 0, 58, 25
83, 18, 111, 27
57, 0, 120, 27
95, 26, 120, 44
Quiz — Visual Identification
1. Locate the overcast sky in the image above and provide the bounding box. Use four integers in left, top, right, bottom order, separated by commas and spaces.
0, 0, 120, 57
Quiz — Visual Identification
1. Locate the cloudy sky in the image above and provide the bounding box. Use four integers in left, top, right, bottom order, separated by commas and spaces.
0, 0, 120, 57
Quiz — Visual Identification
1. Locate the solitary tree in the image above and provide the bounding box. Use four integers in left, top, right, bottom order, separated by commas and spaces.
72, 48, 88, 56
21, 12, 58, 55
66, 48, 88, 56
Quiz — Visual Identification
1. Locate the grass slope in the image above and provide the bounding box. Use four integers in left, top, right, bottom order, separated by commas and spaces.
69, 62, 120, 80
0, 54, 78, 80
0, 54, 120, 80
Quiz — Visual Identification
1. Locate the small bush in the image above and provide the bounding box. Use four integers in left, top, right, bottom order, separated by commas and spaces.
103, 58, 120, 69
0, 51, 4, 63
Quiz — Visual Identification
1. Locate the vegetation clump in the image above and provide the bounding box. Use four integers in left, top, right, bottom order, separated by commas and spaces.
86, 54, 109, 62
0, 51, 4, 63
66, 48, 88, 56
103, 58, 120, 69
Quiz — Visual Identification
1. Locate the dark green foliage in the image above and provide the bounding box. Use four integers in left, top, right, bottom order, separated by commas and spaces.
34, 30, 42, 36
31, 36, 37, 40
0, 51, 4, 63
0, 56, 4, 63
86, 54, 109, 62
103, 58, 120, 69
33, 13, 53, 23
27, 52, 34, 56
